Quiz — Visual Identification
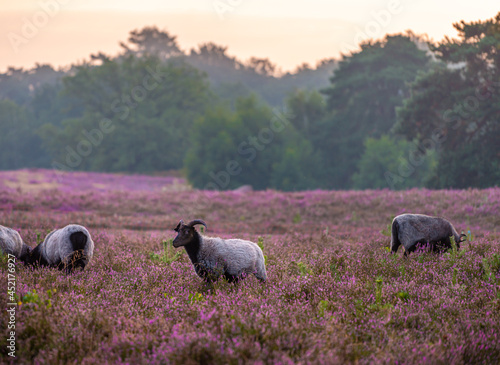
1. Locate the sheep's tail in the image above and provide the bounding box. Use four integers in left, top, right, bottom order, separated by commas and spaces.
390, 219, 401, 254
70, 231, 87, 251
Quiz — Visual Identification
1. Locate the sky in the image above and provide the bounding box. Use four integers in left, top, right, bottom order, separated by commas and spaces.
0, 0, 498, 73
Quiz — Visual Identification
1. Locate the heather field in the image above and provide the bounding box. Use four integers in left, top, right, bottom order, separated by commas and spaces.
1, 169, 500, 364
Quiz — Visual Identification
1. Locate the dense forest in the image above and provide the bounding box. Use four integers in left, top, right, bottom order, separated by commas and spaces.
1, 13, 499, 191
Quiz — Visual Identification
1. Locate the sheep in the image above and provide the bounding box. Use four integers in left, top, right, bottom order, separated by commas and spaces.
390, 213, 466, 256
172, 219, 267, 283
0, 225, 31, 262
28, 224, 94, 272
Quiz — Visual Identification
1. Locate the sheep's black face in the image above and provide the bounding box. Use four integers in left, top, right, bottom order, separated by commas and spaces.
59, 251, 88, 273
457, 234, 467, 250
173, 223, 195, 248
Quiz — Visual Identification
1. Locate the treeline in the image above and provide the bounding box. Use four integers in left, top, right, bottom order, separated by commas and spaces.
1, 13, 499, 190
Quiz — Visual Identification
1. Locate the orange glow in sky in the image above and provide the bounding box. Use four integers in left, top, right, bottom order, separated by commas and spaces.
0, 1, 498, 72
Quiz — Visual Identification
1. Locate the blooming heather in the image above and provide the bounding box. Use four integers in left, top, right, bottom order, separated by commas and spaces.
0, 169, 499, 364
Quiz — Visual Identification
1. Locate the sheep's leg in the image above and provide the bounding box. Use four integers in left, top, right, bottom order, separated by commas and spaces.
390, 221, 401, 254
255, 259, 268, 282
254, 273, 266, 283
403, 242, 418, 257
223, 273, 240, 284
391, 240, 401, 254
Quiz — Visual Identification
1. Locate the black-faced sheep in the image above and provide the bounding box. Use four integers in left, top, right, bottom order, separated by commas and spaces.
172, 219, 267, 283
28, 224, 94, 272
390, 213, 466, 256
0, 225, 31, 262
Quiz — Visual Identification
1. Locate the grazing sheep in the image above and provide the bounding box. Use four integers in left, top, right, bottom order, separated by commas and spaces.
172, 219, 267, 283
390, 213, 466, 256
0, 225, 31, 262
28, 224, 94, 272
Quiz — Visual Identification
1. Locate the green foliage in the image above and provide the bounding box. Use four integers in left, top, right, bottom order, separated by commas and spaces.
317, 300, 330, 317
185, 95, 320, 191
467, 230, 473, 242
270, 137, 323, 191
319, 34, 431, 188
445, 235, 466, 262
482, 254, 500, 283
1, 19, 498, 190
20, 289, 55, 309
150, 239, 182, 264
188, 292, 204, 305
189, 42, 336, 107
0, 64, 64, 106
257, 237, 268, 265
352, 135, 436, 190
452, 267, 459, 286
288, 261, 313, 276
450, 235, 458, 259
396, 291, 410, 302
490, 254, 500, 273
350, 211, 359, 222
375, 277, 383, 305
0, 100, 50, 169
36, 231, 44, 245
396, 13, 500, 188
482, 258, 494, 283
286, 89, 326, 141
381, 216, 394, 237
41, 56, 210, 173
0, 251, 9, 266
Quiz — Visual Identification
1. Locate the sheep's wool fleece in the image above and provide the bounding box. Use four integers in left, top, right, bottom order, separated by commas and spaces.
197, 236, 264, 277
393, 214, 460, 250
0, 225, 27, 258
41, 224, 94, 265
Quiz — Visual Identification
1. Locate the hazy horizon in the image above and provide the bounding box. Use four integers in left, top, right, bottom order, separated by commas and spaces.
1, 1, 498, 73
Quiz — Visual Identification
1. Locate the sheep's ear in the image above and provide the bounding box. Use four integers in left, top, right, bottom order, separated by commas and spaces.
187, 219, 207, 230
174, 220, 183, 232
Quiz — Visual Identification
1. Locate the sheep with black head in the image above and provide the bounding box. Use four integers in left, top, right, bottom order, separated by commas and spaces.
390, 213, 466, 256
28, 224, 94, 272
173, 219, 267, 283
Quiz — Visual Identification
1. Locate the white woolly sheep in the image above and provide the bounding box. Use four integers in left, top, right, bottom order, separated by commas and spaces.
29, 224, 95, 272
390, 213, 466, 256
172, 219, 267, 283
0, 225, 31, 262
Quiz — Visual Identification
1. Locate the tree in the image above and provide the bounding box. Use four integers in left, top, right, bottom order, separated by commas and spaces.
119, 26, 182, 60
0, 100, 49, 169
319, 33, 431, 188
270, 137, 322, 191
246, 57, 277, 77
41, 56, 211, 172
185, 95, 319, 191
352, 135, 436, 190
286, 89, 326, 142
0, 64, 64, 106
395, 13, 500, 188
